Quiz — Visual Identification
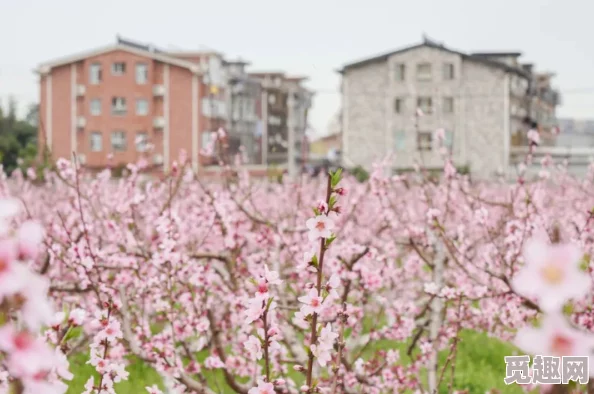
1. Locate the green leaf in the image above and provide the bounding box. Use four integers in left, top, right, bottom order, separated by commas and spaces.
266, 296, 274, 311
563, 302, 574, 316
311, 254, 319, 267
330, 169, 343, 188
325, 234, 337, 247
328, 195, 337, 210
313, 207, 320, 216
63, 326, 83, 342
580, 255, 590, 271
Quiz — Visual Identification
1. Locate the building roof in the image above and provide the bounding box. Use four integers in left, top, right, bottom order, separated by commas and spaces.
470, 51, 522, 57
224, 59, 251, 66
249, 71, 286, 77
35, 36, 203, 74
339, 40, 530, 78
286, 76, 309, 82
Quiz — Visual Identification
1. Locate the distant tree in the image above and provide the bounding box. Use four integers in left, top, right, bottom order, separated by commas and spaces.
0, 97, 38, 174
25, 103, 39, 127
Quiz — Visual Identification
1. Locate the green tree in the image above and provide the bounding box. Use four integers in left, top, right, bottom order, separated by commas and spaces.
0, 97, 38, 174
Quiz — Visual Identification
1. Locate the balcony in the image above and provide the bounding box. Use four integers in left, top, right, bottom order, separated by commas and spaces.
76, 85, 86, 97
153, 85, 166, 97
153, 116, 165, 129
76, 116, 86, 128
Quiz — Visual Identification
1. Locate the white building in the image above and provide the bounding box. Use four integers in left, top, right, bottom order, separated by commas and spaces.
339, 37, 560, 178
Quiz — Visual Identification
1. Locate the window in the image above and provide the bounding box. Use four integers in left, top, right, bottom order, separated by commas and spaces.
394, 98, 404, 114
89, 63, 102, 84
443, 63, 455, 80
136, 99, 149, 116
135, 132, 148, 152
443, 97, 454, 113
90, 99, 101, 116
112, 62, 126, 75
417, 97, 433, 114
135, 63, 148, 84
268, 94, 276, 105
394, 130, 406, 151
90, 132, 102, 152
416, 63, 432, 81
111, 131, 126, 152
201, 131, 213, 149
111, 97, 127, 115
268, 115, 282, 126
201, 98, 227, 117
417, 132, 433, 151
394, 64, 405, 81
444, 130, 454, 148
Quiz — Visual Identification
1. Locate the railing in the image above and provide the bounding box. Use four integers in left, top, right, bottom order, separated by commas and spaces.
510, 146, 594, 166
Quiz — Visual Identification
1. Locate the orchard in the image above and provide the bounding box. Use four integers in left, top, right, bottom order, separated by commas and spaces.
1, 141, 594, 393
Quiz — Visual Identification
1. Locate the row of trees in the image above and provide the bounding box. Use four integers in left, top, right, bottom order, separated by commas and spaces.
0, 98, 39, 174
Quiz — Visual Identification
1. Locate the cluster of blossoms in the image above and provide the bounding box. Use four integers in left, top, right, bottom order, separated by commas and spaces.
7, 133, 594, 394
0, 198, 73, 393
82, 302, 129, 394
512, 238, 594, 382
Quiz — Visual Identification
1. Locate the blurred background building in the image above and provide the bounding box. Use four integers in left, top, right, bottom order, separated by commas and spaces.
35, 36, 312, 177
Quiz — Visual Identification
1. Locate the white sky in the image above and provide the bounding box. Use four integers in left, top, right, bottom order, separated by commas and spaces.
1, 0, 593, 137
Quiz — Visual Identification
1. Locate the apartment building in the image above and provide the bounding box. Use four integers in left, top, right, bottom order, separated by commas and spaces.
248, 73, 313, 172
339, 37, 560, 178
36, 37, 311, 174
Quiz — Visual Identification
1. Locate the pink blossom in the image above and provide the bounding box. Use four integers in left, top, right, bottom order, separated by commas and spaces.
326, 274, 341, 299
82, 376, 95, 394
292, 309, 309, 330
146, 385, 164, 394
244, 297, 265, 325
108, 363, 129, 383
248, 380, 275, 394
527, 129, 540, 145
19, 272, 54, 330
0, 239, 27, 300
306, 215, 334, 241
244, 335, 262, 360
204, 356, 225, 369
319, 323, 338, 345
54, 348, 73, 381
515, 314, 594, 362
316, 200, 328, 214
263, 265, 282, 286
298, 288, 325, 316
16, 220, 44, 260
0, 325, 55, 378
0, 197, 22, 219
68, 308, 86, 326
311, 342, 333, 367
511, 238, 590, 312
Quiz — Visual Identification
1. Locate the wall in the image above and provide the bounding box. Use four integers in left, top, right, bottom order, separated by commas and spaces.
342, 61, 388, 168
460, 60, 506, 177
168, 65, 193, 168
76, 49, 158, 168
387, 46, 464, 170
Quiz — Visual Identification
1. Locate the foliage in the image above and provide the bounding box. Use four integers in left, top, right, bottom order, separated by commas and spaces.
0, 98, 38, 174
350, 165, 369, 182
